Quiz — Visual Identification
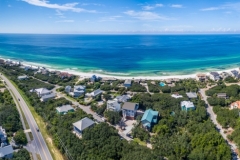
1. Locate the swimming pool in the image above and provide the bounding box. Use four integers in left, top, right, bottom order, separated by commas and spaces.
159, 82, 166, 87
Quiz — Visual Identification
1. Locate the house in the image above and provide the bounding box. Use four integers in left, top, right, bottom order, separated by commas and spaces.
196, 74, 207, 81
86, 89, 103, 97
220, 72, 230, 80
181, 101, 195, 111
217, 93, 227, 99
124, 79, 132, 87
65, 86, 71, 93
0, 59, 5, 65
69, 85, 86, 97
230, 101, 240, 110
122, 102, 139, 120
40, 68, 49, 75
0, 127, 7, 145
17, 75, 28, 80
114, 95, 130, 103
56, 105, 74, 115
59, 72, 73, 79
90, 75, 97, 82
134, 79, 140, 83
40, 93, 56, 102
30, 88, 52, 97
101, 77, 117, 82
141, 109, 159, 130
171, 93, 183, 99
230, 70, 239, 78
107, 100, 121, 112
209, 72, 220, 81
73, 117, 95, 135
0, 145, 14, 159
186, 92, 198, 99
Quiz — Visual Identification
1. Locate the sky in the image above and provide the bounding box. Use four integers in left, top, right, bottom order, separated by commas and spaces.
1, 0, 240, 34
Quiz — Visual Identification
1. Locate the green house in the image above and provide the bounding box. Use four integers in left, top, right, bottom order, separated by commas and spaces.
141, 109, 159, 130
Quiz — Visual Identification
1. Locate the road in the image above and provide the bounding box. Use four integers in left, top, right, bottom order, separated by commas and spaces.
200, 88, 239, 160
0, 74, 53, 160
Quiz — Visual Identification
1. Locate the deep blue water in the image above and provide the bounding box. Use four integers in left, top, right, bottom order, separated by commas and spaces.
0, 34, 240, 76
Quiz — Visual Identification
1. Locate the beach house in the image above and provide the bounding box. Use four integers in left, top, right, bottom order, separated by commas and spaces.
186, 92, 198, 99
217, 93, 227, 99
196, 73, 207, 82
65, 86, 71, 93
230, 101, 240, 110
40, 93, 56, 102
209, 72, 220, 81
0, 144, 14, 159
171, 93, 183, 99
122, 102, 139, 120
59, 72, 73, 79
30, 88, 52, 97
69, 85, 86, 97
141, 109, 159, 130
90, 75, 97, 82
229, 70, 239, 78
73, 117, 95, 135
124, 79, 132, 87
220, 72, 231, 80
56, 105, 74, 115
107, 100, 121, 112
114, 95, 130, 103
86, 89, 103, 98
17, 75, 28, 80
181, 101, 195, 111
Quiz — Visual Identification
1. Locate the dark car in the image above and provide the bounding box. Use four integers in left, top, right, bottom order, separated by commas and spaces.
36, 128, 39, 132
18, 98, 20, 101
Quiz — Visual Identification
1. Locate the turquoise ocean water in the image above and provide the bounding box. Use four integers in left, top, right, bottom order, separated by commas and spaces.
0, 34, 240, 77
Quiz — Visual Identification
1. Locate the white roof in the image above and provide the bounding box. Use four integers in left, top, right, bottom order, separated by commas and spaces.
186, 92, 197, 98
56, 105, 74, 113
73, 117, 95, 131
181, 101, 194, 109
171, 94, 183, 98
124, 79, 132, 85
74, 85, 86, 90
0, 145, 13, 158
33, 88, 51, 95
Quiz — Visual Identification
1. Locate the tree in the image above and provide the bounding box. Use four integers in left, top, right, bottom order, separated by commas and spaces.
104, 111, 121, 125
13, 148, 31, 160
14, 130, 27, 145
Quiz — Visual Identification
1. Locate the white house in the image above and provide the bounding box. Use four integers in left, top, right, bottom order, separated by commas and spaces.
107, 100, 121, 112
171, 93, 183, 99
0, 144, 14, 159
181, 101, 195, 111
69, 85, 86, 97
65, 86, 71, 93
114, 95, 130, 103
86, 89, 103, 97
30, 88, 52, 97
209, 72, 220, 81
17, 75, 28, 80
229, 70, 239, 78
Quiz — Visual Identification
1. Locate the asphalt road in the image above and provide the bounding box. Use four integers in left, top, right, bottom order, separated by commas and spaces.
200, 88, 239, 160
0, 74, 53, 160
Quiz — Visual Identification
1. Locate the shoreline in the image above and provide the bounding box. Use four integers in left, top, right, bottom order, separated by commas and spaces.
3, 57, 240, 80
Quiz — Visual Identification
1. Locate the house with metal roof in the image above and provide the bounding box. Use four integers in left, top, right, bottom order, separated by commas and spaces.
186, 92, 198, 99
17, 75, 28, 80
65, 85, 71, 93
30, 88, 52, 97
124, 79, 132, 87
73, 117, 95, 135
114, 95, 130, 103
141, 109, 159, 130
69, 85, 86, 97
107, 100, 121, 112
209, 72, 220, 81
217, 93, 227, 99
90, 75, 97, 82
122, 102, 139, 120
40, 93, 56, 102
86, 89, 103, 97
181, 101, 195, 111
0, 145, 14, 159
56, 105, 74, 115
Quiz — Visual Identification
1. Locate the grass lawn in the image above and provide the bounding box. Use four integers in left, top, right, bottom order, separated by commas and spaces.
10, 80, 64, 160
133, 138, 147, 146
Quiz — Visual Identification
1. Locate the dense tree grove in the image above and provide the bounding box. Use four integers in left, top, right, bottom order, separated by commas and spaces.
12, 148, 31, 160
128, 82, 147, 92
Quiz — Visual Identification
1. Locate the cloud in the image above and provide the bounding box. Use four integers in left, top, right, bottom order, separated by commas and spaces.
55, 10, 65, 18
170, 4, 183, 8
200, 7, 221, 11
99, 16, 122, 22
22, 0, 96, 13
124, 10, 171, 20
55, 20, 74, 23
142, 3, 163, 10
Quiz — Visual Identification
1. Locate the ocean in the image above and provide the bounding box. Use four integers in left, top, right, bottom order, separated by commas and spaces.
0, 34, 240, 77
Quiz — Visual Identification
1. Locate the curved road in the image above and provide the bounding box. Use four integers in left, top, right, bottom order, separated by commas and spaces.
0, 74, 53, 160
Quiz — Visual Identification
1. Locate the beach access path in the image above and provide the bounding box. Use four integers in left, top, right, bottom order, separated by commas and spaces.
200, 87, 239, 160
0, 74, 53, 160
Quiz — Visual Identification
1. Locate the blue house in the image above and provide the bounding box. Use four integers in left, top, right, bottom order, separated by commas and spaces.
141, 109, 159, 130
90, 75, 97, 82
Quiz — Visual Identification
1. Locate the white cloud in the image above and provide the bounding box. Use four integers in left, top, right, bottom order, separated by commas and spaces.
55, 20, 74, 23
171, 4, 183, 8
200, 7, 221, 11
124, 10, 171, 20
142, 3, 163, 10
99, 16, 122, 22
8, 5, 11, 7
22, 0, 96, 13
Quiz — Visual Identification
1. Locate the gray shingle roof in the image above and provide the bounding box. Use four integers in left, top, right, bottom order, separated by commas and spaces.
186, 92, 197, 98
122, 102, 138, 111
41, 93, 56, 100
73, 117, 95, 131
